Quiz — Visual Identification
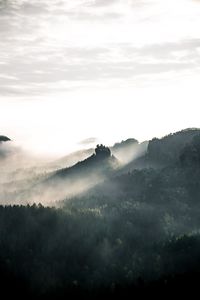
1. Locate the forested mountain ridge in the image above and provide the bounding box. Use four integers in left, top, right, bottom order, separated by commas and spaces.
0, 129, 200, 298
147, 128, 200, 166
118, 128, 200, 173
0, 135, 11, 158
53, 144, 118, 179
64, 128, 200, 238
7, 144, 119, 205
0, 135, 11, 142
0, 129, 200, 205
49, 138, 144, 170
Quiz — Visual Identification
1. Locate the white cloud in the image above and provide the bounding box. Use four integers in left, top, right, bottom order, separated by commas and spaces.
0, 0, 200, 154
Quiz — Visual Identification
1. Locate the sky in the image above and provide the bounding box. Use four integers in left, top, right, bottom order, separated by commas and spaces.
0, 0, 200, 156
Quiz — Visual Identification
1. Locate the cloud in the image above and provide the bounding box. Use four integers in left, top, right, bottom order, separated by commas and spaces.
1, 37, 200, 95
1, 0, 200, 96
79, 137, 98, 145
129, 39, 200, 61
64, 11, 121, 20
87, 0, 117, 7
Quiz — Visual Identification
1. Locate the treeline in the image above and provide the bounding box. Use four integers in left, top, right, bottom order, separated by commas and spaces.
0, 203, 200, 298
1, 129, 200, 297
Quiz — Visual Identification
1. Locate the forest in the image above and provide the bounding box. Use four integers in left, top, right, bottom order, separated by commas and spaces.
0, 128, 200, 298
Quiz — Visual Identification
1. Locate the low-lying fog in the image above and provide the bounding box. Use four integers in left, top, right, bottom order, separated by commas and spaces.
0, 137, 148, 206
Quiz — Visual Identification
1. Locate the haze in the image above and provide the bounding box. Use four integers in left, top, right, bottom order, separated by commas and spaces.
1, 0, 200, 156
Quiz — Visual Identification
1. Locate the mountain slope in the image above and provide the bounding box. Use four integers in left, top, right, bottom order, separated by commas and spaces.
11, 145, 119, 205
65, 128, 200, 213
0, 135, 11, 143
53, 144, 118, 179
118, 128, 200, 173
147, 128, 200, 165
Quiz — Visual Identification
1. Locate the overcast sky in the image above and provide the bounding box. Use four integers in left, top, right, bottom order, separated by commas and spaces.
0, 0, 200, 156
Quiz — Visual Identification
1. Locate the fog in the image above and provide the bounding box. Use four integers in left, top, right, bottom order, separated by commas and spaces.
0, 129, 200, 297
0, 137, 148, 206
1, 0, 200, 296
1, 0, 200, 156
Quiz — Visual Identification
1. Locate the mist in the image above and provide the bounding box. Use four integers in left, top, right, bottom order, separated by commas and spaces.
0, 136, 147, 206
1, 0, 200, 156
0, 129, 200, 297
1, 0, 200, 297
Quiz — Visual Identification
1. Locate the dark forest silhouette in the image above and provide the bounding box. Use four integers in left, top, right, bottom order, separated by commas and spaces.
0, 129, 200, 298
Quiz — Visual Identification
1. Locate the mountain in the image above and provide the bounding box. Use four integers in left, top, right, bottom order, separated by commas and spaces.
43, 144, 119, 202
118, 128, 200, 173
50, 137, 144, 169
0, 135, 12, 159
111, 138, 145, 164
12, 144, 119, 205
65, 128, 200, 208
49, 148, 94, 170
2, 129, 200, 206
1, 129, 200, 297
147, 128, 200, 165
52, 144, 118, 179
0, 135, 11, 143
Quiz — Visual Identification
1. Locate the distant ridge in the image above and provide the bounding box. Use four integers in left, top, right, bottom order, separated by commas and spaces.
53, 144, 117, 179
0, 136, 11, 143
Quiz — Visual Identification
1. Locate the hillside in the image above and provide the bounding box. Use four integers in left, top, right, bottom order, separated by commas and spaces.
1, 129, 199, 206
0, 135, 12, 159
50, 137, 145, 170
64, 129, 200, 238
5, 144, 119, 205
53, 144, 118, 179
0, 135, 11, 143
147, 128, 200, 165
1, 129, 200, 298
118, 128, 200, 172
